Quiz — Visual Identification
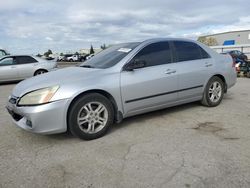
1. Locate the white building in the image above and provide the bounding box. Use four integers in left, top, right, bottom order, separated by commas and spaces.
201, 30, 250, 58
202, 30, 250, 46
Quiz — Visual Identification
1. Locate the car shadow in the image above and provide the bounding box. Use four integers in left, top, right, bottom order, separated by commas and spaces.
44, 131, 75, 140
110, 102, 202, 133
0, 81, 21, 85
45, 102, 202, 141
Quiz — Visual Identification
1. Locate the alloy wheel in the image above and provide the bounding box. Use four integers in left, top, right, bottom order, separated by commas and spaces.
208, 81, 222, 103
77, 102, 108, 134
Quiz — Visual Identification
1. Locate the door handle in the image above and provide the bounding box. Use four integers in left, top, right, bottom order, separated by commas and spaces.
11, 66, 16, 68
165, 69, 176, 74
205, 62, 213, 67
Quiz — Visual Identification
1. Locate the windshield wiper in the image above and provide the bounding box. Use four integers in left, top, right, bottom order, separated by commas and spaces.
80, 65, 94, 68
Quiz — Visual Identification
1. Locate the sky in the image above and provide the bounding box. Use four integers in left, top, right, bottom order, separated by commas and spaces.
0, 0, 250, 54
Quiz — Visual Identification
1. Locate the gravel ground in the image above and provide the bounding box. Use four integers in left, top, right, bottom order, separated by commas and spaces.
0, 78, 250, 188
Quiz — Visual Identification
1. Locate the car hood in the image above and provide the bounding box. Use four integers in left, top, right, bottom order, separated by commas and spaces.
12, 67, 102, 97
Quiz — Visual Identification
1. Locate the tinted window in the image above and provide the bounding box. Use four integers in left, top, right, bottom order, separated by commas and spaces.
199, 46, 210, 59
0, 57, 14, 66
132, 42, 172, 67
174, 41, 204, 62
16, 56, 38, 64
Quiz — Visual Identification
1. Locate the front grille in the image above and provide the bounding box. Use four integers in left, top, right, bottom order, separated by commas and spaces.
7, 108, 23, 121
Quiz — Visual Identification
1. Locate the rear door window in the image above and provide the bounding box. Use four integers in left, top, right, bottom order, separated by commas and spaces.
16, 56, 38, 64
173, 41, 207, 62
199, 46, 210, 59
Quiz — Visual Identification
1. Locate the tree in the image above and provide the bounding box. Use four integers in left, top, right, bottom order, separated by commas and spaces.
60, 52, 64, 56
100, 44, 107, 50
48, 49, 52, 55
90, 45, 95, 54
197, 36, 218, 46
44, 49, 53, 57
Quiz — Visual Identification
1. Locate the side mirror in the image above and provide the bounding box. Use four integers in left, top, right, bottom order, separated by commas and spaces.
124, 59, 146, 71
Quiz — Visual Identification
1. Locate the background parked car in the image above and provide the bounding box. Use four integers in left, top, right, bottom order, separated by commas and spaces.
61, 54, 74, 62
57, 54, 89, 62
0, 55, 57, 82
67, 54, 80, 62
0, 49, 9, 58
222, 50, 248, 61
86, 54, 94, 60
57, 55, 64, 61
45, 56, 55, 61
221, 50, 250, 77
235, 61, 250, 77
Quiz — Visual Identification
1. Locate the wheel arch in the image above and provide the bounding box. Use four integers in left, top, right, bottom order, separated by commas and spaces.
66, 89, 122, 130
203, 73, 227, 93
212, 74, 227, 93
34, 68, 48, 76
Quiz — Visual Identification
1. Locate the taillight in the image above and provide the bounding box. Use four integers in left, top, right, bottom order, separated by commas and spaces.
232, 58, 238, 72
232, 58, 236, 68
236, 66, 240, 71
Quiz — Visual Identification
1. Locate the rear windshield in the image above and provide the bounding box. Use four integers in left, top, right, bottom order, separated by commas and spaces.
80, 42, 140, 69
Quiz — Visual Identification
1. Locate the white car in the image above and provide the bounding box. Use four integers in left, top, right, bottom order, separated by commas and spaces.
0, 55, 57, 82
67, 54, 79, 62
86, 54, 94, 60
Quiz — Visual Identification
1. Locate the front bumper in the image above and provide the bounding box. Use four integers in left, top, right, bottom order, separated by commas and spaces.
6, 98, 70, 134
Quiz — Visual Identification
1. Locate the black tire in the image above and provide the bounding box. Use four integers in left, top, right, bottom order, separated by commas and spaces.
247, 72, 250, 78
68, 93, 114, 140
34, 69, 47, 76
201, 76, 224, 107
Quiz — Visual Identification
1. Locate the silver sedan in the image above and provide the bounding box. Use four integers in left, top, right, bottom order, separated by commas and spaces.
0, 55, 57, 82
6, 38, 237, 140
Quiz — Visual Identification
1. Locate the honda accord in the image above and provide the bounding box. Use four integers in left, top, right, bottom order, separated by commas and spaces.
6, 38, 237, 140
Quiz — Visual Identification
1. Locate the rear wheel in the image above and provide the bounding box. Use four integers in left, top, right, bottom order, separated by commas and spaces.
247, 72, 250, 78
34, 69, 47, 76
68, 93, 114, 140
201, 76, 224, 107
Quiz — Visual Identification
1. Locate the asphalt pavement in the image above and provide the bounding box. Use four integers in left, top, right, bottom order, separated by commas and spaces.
0, 78, 250, 188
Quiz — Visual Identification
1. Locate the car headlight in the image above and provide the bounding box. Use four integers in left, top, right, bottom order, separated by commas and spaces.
18, 86, 59, 106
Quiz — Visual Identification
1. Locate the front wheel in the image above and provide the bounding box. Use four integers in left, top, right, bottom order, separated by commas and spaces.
201, 76, 224, 107
68, 93, 114, 140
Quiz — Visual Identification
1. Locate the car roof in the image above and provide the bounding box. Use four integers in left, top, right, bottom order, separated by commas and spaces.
115, 38, 200, 46
0, 55, 40, 61
1, 55, 37, 59
6, 55, 34, 57
142, 37, 198, 44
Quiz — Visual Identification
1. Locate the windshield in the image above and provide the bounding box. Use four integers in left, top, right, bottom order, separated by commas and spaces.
0, 50, 7, 58
80, 42, 140, 69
